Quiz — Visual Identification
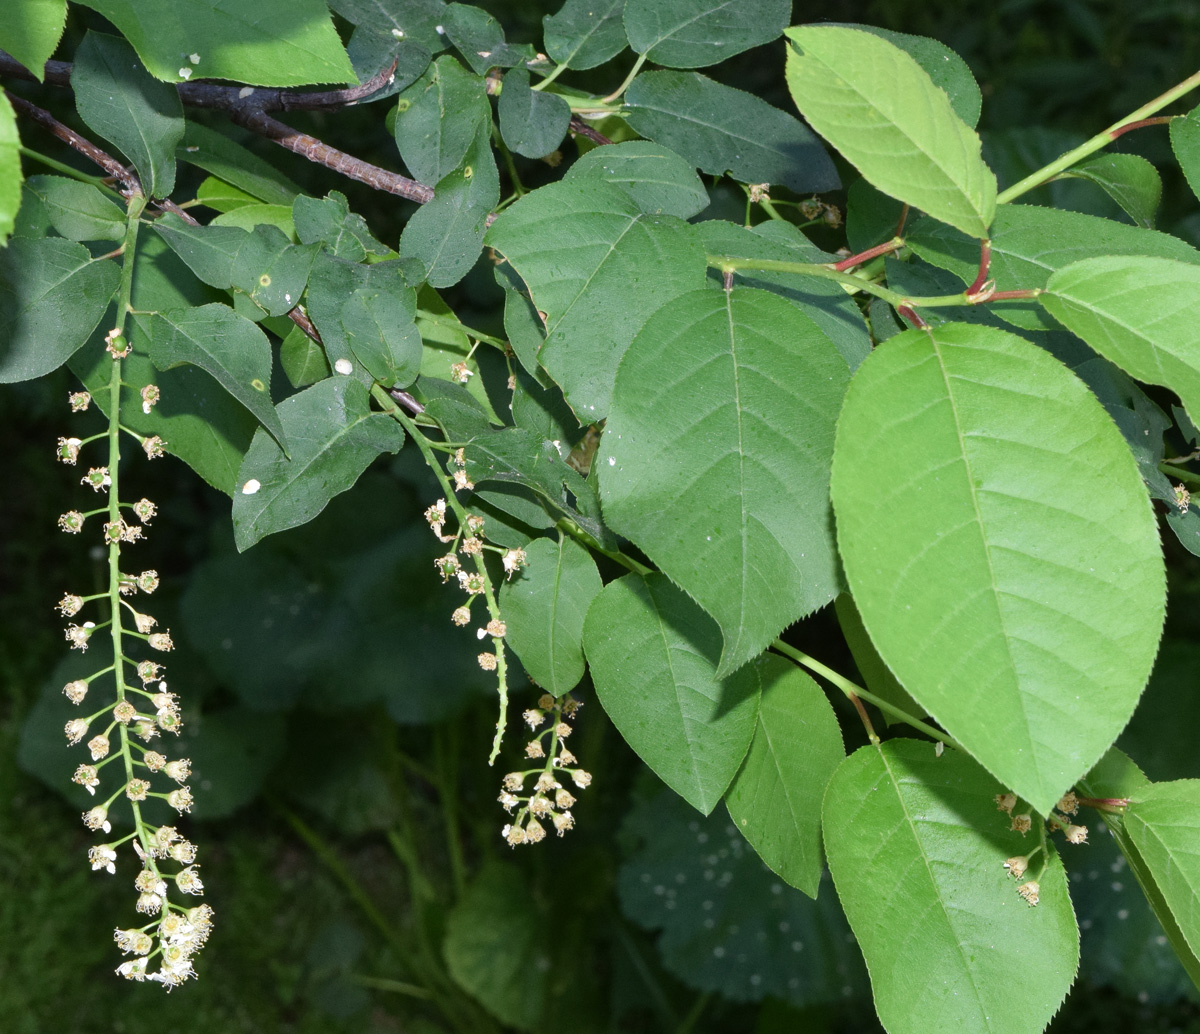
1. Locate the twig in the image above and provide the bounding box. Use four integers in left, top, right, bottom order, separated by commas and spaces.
568, 115, 611, 146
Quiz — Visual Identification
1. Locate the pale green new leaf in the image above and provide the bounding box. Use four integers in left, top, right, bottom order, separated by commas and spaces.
599, 288, 848, 677
0, 93, 23, 246
1041, 255, 1200, 429
624, 0, 790, 69
74, 0, 356, 87
1125, 781, 1200, 963
499, 536, 602, 697
485, 178, 707, 420
583, 573, 759, 814
823, 740, 1079, 1034
724, 657, 843, 897
830, 323, 1165, 815
147, 304, 285, 449
784, 25, 996, 238
0, 0, 67, 78
232, 377, 406, 550
25, 175, 125, 242
71, 31, 184, 198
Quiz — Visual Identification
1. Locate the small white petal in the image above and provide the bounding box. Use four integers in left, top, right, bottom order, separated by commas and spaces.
242, 479, 261, 495
334, 358, 354, 375
189, 53, 200, 64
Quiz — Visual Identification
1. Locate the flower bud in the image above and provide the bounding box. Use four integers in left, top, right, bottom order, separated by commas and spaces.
1064, 824, 1088, 845
524, 818, 547, 843
1017, 881, 1040, 906
132, 611, 157, 634
995, 793, 1017, 814
65, 718, 90, 744
571, 769, 592, 789
88, 734, 110, 760
167, 787, 194, 813
538, 694, 554, 710
477, 652, 497, 671
164, 759, 191, 783
1003, 856, 1028, 878
63, 680, 89, 705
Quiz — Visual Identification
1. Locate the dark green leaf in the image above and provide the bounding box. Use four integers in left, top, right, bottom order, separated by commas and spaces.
583, 572, 760, 813
498, 66, 571, 159
830, 323, 1165, 814
280, 323, 330, 388
0, 237, 118, 382
486, 178, 708, 419
626, 71, 839, 194
394, 55, 490, 187
328, 0, 449, 53
499, 536, 602, 696
543, 0, 626, 70
823, 740, 1079, 1034
71, 31, 184, 197
624, 0, 789, 69
23, 175, 124, 242
0, 0, 67, 78
564, 139, 708, 218
443, 3, 534, 74
1060, 154, 1162, 228
146, 303, 286, 447
1171, 103, 1200, 205
724, 657, 843, 897
232, 377, 406, 550
74, 0, 356, 87
599, 288, 848, 676
845, 177, 905, 253
293, 191, 392, 261
340, 286, 422, 386
178, 122, 301, 206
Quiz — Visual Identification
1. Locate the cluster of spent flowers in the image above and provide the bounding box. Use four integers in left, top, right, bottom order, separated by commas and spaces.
996, 789, 1090, 907
56, 369, 211, 986
498, 694, 591, 845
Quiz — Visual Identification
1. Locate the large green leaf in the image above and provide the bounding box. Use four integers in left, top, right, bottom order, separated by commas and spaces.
340, 287, 422, 387
1041, 255, 1200, 429
823, 740, 1079, 1034
232, 377, 406, 550
599, 288, 848, 677
0, 93, 21, 246
583, 573, 760, 813
625, 71, 839, 194
905, 205, 1200, 332
486, 178, 707, 419
292, 191, 392, 262
499, 535, 602, 697
393, 55, 490, 187
624, 0, 789, 69
441, 3, 533, 75
146, 303, 286, 448
0, 237, 118, 382
1059, 154, 1162, 229
0, 0, 67, 78
1170, 103, 1200, 205
830, 323, 1165, 815
75, 0, 356, 87
498, 66, 571, 160
723, 657, 842, 897
71, 31, 184, 198
24, 175, 125, 242
542, 0, 625, 70
1124, 781, 1200, 963
564, 140, 708, 219
784, 25, 995, 238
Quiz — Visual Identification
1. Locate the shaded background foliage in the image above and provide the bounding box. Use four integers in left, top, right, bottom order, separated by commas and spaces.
3, 0, 1200, 1031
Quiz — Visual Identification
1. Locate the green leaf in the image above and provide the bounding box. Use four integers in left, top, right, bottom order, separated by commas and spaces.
543, 0, 626, 70
328, 0, 450, 54
485, 178, 708, 419
71, 31, 184, 198
340, 286, 423, 386
0, 0, 67, 78
232, 377, 406, 550
1041, 255, 1200, 430
394, 55, 490, 187
0, 93, 21, 245
74, 0, 356, 87
1125, 781, 1200, 964
26, 176, 128, 242
280, 323, 330, 388
0, 237, 118, 382
906, 205, 1200, 332
823, 740, 1079, 1034
442, 3, 534, 74
563, 139, 708, 218
498, 66, 571, 159
625, 70, 839, 194
1059, 154, 1162, 229
1171, 103, 1200, 205
624, 0, 789, 69
399, 126, 498, 288
846, 177, 906, 253
723, 657, 843, 897
830, 323, 1166, 815
583, 573, 760, 813
499, 536, 602, 696
599, 288, 848, 677
844, 24, 982, 128
179, 122, 301, 206
210, 203, 296, 237
444, 862, 552, 1031
416, 284, 502, 422
146, 303, 286, 448
697, 219, 869, 370
785, 25, 995, 238
293, 191, 392, 262
345, 32, 431, 101
833, 593, 924, 726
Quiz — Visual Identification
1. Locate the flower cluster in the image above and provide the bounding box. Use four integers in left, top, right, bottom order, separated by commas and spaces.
995, 788, 1089, 906
497, 694, 591, 845
57, 366, 211, 986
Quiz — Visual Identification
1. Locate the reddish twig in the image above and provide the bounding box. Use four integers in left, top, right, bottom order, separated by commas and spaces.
833, 235, 903, 272
1107, 115, 1173, 140
896, 305, 928, 329
966, 238, 992, 296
